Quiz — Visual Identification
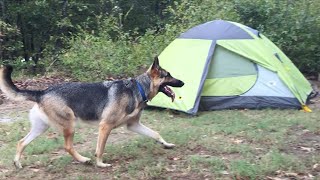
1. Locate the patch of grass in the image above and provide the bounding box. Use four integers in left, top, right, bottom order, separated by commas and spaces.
231, 160, 260, 179
258, 150, 306, 174
189, 155, 227, 172
47, 156, 73, 173
25, 137, 62, 155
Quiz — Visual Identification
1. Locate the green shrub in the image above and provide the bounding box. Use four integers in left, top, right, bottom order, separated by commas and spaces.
60, 0, 320, 80
59, 0, 238, 81
60, 26, 177, 81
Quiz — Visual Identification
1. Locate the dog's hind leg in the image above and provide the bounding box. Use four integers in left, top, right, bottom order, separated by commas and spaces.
63, 127, 91, 164
42, 100, 91, 164
14, 105, 49, 169
95, 122, 113, 168
127, 121, 175, 149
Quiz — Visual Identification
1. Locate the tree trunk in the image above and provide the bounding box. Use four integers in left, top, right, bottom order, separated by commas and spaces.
17, 13, 29, 62
62, 0, 68, 17
0, 0, 5, 60
0, 0, 4, 18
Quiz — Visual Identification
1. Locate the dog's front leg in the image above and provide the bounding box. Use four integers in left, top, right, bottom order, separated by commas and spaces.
127, 122, 175, 149
95, 122, 113, 167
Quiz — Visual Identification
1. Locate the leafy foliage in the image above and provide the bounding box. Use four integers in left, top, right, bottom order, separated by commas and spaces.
0, 0, 319, 78
59, 0, 239, 80
61, 24, 176, 80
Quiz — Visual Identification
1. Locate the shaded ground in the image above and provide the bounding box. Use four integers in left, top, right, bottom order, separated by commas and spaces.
309, 80, 320, 109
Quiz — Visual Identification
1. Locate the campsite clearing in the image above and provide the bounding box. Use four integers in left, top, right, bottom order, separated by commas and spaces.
0, 99, 319, 179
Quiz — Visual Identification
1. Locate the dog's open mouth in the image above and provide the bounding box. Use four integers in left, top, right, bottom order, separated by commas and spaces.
159, 85, 175, 102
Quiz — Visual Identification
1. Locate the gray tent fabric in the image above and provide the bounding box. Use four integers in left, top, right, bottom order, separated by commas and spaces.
199, 96, 301, 110
244, 26, 260, 37
179, 20, 254, 40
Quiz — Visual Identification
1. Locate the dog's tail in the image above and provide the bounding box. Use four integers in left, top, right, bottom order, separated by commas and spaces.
0, 65, 43, 102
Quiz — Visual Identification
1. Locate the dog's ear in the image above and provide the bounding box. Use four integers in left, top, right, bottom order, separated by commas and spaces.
151, 56, 160, 70
148, 56, 160, 77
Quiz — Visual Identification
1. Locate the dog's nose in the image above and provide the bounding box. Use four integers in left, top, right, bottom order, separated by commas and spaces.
180, 81, 185, 87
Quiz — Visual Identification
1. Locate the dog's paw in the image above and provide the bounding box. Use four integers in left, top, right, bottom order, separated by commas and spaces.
78, 156, 91, 163
163, 143, 175, 149
13, 160, 23, 169
96, 162, 112, 168
83, 158, 93, 165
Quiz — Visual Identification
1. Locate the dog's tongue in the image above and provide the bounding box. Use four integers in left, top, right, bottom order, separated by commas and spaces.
164, 86, 175, 102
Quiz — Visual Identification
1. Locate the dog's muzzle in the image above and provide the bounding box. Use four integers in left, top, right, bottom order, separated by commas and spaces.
159, 80, 184, 102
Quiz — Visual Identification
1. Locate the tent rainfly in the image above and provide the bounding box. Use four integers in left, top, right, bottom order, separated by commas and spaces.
148, 20, 313, 114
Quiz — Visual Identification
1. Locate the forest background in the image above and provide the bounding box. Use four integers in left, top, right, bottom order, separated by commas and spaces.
0, 0, 319, 81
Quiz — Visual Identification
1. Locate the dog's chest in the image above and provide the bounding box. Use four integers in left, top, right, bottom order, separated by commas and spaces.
115, 107, 144, 127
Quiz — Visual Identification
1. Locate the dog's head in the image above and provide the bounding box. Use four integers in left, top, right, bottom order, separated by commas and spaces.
147, 56, 184, 102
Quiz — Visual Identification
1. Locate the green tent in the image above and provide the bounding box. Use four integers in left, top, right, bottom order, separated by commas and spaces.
148, 20, 313, 114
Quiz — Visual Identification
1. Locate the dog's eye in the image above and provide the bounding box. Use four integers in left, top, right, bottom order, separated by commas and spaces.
166, 73, 171, 77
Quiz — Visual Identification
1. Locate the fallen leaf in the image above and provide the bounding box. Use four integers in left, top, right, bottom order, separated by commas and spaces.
165, 165, 176, 172
308, 173, 315, 178
284, 172, 298, 177
198, 154, 211, 158
302, 129, 310, 133
275, 170, 284, 175
46, 132, 58, 139
173, 157, 180, 161
1, 169, 9, 173
266, 177, 287, 180
313, 163, 320, 171
233, 139, 244, 144
202, 168, 209, 172
220, 170, 229, 175
30, 168, 40, 172
300, 146, 314, 152
50, 156, 62, 161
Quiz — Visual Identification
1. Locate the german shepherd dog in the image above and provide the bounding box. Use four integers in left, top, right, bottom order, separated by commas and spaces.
0, 57, 184, 168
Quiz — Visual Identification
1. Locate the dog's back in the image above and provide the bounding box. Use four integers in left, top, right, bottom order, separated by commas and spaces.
42, 80, 139, 121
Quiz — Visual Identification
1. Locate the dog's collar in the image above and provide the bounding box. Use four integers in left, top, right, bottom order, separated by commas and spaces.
135, 80, 148, 102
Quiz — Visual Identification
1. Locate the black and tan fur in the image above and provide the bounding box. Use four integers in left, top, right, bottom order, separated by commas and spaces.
0, 57, 184, 168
